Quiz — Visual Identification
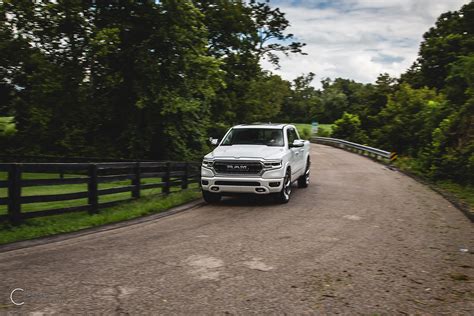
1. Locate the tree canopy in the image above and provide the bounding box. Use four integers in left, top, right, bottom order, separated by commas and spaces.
322, 1, 474, 184
1, 0, 472, 185
0, 0, 304, 160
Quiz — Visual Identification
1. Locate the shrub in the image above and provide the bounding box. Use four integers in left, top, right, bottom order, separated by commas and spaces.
332, 112, 368, 144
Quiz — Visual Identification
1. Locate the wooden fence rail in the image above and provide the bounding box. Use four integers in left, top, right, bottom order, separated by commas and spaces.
0, 161, 201, 225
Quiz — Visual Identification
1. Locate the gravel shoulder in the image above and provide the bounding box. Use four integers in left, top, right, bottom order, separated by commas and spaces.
0, 144, 472, 314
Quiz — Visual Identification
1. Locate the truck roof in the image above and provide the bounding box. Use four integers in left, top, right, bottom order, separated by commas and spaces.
233, 123, 289, 129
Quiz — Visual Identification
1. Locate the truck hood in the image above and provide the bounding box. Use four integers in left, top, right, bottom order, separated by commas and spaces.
206, 145, 285, 160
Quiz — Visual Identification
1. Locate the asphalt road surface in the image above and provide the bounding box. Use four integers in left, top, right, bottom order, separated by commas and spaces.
1, 144, 473, 314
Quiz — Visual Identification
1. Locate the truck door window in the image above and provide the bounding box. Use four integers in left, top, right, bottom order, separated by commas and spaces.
287, 128, 298, 147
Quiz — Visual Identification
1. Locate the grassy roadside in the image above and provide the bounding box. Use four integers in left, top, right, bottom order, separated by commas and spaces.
0, 188, 202, 245
0, 116, 16, 136
317, 124, 334, 137
293, 123, 334, 138
0, 172, 189, 214
395, 157, 474, 212
436, 181, 474, 209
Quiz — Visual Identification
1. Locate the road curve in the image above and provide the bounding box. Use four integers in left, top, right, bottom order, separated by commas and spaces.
0, 144, 472, 314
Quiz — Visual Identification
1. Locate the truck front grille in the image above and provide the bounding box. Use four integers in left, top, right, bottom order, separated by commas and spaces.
213, 161, 263, 175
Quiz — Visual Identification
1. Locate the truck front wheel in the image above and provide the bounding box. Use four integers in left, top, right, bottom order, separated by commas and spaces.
202, 190, 221, 203
275, 169, 291, 204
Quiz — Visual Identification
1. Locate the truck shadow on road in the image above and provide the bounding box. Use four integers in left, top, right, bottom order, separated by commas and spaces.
217, 195, 277, 206
213, 187, 302, 207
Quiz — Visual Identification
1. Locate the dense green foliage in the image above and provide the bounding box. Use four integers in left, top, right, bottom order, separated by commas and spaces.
260, 2, 472, 185
0, 0, 304, 160
1, 1, 472, 186
321, 2, 474, 184
332, 112, 368, 144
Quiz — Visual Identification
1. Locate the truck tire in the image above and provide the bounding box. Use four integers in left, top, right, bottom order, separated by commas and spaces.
275, 169, 292, 204
298, 158, 310, 188
202, 190, 221, 203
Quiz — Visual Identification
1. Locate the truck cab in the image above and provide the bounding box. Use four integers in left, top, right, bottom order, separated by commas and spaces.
201, 124, 311, 203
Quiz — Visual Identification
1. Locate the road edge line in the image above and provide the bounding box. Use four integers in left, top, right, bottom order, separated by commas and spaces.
0, 198, 206, 253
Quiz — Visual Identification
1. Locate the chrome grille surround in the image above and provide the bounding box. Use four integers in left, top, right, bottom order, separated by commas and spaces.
212, 160, 264, 176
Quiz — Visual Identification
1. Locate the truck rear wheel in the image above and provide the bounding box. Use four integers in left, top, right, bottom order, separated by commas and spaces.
202, 190, 221, 203
298, 158, 310, 188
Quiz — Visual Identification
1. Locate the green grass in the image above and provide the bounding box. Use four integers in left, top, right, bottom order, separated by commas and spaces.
292, 123, 334, 138
0, 187, 201, 245
395, 157, 474, 210
437, 181, 474, 210
318, 124, 334, 136
293, 123, 312, 139
394, 156, 425, 178
0, 172, 182, 215
0, 116, 16, 136
0, 171, 201, 245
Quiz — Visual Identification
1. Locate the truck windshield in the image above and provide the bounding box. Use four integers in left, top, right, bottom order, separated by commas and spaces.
221, 128, 284, 147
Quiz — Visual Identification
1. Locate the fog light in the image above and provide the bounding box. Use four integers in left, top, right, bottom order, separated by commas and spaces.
255, 188, 265, 192
201, 180, 209, 185
211, 186, 219, 191
269, 182, 280, 187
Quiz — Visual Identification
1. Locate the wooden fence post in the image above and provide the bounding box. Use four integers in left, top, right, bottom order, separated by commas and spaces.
132, 162, 141, 199
181, 162, 189, 190
88, 164, 98, 214
8, 163, 22, 225
162, 162, 171, 194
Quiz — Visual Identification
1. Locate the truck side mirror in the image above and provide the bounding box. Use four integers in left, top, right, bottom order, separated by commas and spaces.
210, 138, 219, 146
290, 139, 304, 148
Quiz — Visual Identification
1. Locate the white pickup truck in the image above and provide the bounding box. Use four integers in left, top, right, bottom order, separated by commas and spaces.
201, 124, 311, 203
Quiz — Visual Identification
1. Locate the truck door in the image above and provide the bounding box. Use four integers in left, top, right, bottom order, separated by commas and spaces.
287, 127, 304, 177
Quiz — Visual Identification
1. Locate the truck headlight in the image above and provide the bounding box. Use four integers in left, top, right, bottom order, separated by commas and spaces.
202, 159, 214, 168
263, 160, 282, 170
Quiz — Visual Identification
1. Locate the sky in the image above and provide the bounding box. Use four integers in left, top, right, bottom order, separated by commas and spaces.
261, 0, 469, 88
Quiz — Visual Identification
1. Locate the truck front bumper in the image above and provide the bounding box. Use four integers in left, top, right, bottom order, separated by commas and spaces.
201, 176, 284, 194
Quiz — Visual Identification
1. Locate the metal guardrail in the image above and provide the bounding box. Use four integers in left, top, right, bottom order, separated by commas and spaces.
311, 136, 391, 159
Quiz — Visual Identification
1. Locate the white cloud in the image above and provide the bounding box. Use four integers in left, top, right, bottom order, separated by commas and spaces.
262, 0, 468, 88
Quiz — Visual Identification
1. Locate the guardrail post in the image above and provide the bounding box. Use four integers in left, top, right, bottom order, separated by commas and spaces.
390, 152, 398, 164
132, 162, 141, 199
88, 164, 98, 214
162, 162, 171, 194
182, 162, 189, 190
8, 163, 22, 225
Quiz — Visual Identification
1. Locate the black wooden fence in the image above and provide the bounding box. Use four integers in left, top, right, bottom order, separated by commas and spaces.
0, 161, 201, 225
0, 154, 157, 163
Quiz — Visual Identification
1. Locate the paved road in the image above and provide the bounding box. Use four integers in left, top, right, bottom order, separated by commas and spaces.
1, 144, 472, 314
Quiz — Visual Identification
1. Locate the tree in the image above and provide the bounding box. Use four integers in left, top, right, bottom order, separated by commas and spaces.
245, 72, 290, 122
372, 84, 447, 156
89, 0, 225, 160
279, 72, 320, 123
3, 0, 93, 155
428, 55, 474, 183
195, 0, 305, 126
401, 2, 474, 90
317, 78, 349, 123
2, 0, 225, 160
332, 112, 368, 144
